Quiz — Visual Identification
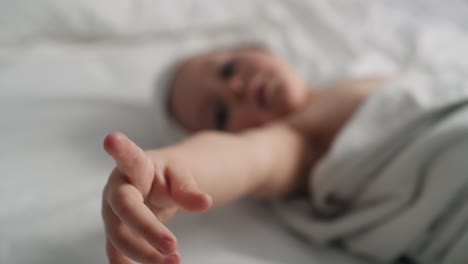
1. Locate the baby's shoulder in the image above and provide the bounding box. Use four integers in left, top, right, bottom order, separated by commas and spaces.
288, 76, 389, 150
324, 75, 389, 101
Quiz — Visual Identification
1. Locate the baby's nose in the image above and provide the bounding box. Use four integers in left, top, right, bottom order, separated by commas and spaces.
227, 76, 245, 101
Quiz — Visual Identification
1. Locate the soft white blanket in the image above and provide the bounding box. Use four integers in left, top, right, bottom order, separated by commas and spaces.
2, 0, 468, 263
274, 72, 468, 263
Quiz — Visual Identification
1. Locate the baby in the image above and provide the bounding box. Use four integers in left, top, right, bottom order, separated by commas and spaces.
101, 44, 387, 264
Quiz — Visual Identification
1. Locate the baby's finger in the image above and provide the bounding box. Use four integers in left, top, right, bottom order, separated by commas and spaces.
106, 237, 133, 264
166, 165, 213, 212
103, 132, 153, 195
147, 205, 179, 224
107, 178, 178, 255
103, 203, 181, 264
145, 160, 175, 210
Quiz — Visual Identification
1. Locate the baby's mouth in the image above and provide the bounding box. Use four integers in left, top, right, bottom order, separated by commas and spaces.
249, 71, 277, 110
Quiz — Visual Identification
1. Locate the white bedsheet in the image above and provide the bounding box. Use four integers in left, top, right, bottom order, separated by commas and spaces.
1, 0, 467, 263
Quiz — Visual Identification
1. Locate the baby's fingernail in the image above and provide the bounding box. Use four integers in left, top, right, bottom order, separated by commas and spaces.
158, 237, 175, 255
164, 253, 180, 264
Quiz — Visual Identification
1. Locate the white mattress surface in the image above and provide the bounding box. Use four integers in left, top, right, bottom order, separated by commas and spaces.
1, 0, 467, 263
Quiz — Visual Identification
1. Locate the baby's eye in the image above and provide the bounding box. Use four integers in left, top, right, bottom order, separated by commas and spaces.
218, 59, 237, 80
215, 101, 230, 130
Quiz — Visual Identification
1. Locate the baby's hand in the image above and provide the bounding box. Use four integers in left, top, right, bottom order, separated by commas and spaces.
102, 132, 212, 264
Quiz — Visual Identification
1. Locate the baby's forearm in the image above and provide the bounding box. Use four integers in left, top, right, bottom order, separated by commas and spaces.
147, 123, 310, 207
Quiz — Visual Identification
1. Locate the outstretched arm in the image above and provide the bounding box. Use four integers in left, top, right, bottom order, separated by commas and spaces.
152, 122, 312, 206
102, 123, 312, 264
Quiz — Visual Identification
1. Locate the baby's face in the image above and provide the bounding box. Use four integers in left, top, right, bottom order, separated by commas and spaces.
169, 46, 308, 132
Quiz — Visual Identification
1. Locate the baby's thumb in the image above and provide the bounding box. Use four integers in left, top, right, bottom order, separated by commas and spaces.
166, 165, 212, 212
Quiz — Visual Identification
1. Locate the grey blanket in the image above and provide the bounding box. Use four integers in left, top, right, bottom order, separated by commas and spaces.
274, 77, 468, 264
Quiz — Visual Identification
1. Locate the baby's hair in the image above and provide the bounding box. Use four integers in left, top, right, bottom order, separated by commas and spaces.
164, 60, 186, 119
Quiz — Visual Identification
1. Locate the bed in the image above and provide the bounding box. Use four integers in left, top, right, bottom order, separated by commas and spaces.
2, 0, 467, 263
